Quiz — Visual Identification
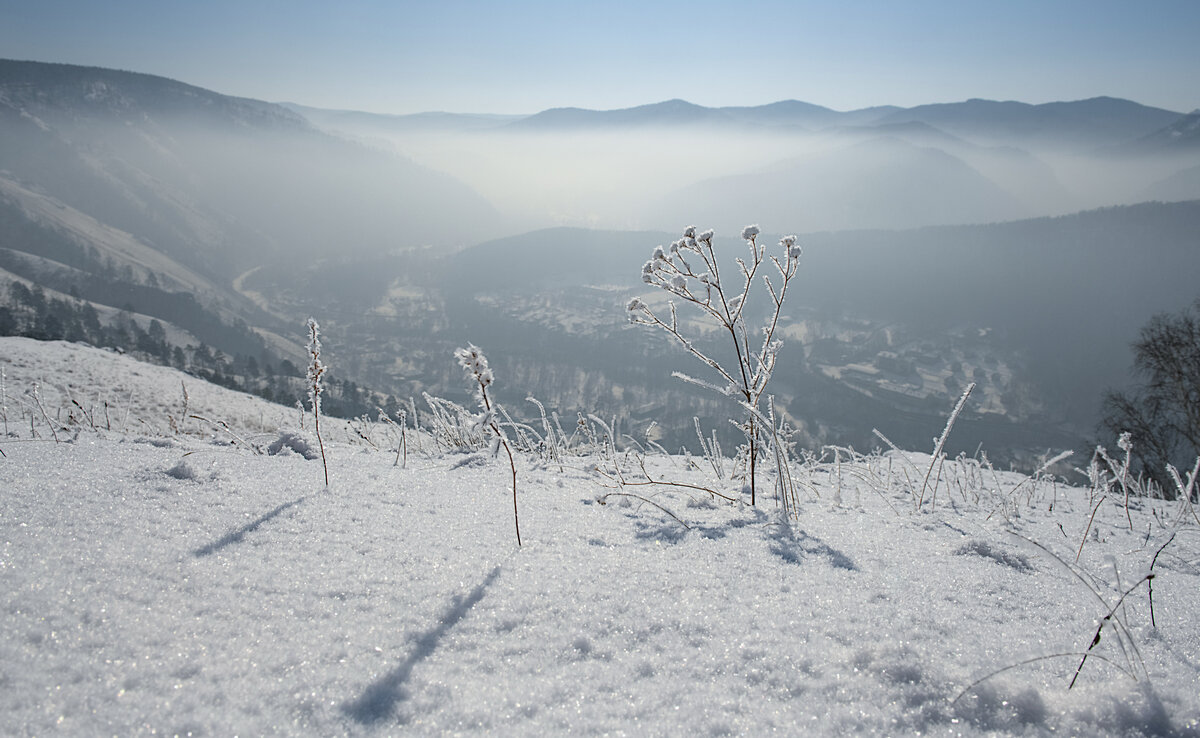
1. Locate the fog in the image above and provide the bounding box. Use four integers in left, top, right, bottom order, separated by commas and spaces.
0, 64, 501, 282
294, 105, 1200, 238
308, 126, 830, 233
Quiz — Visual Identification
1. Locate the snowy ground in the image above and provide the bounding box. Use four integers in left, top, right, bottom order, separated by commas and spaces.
2, 337, 1199, 736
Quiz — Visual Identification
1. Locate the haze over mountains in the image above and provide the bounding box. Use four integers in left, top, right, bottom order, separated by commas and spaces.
3, 59, 1199, 466
289, 91, 1198, 234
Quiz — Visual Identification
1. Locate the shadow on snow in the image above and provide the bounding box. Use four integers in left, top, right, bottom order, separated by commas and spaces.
342, 565, 502, 725
192, 496, 307, 558
766, 519, 858, 570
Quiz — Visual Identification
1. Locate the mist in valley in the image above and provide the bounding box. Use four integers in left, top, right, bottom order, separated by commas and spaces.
3, 60, 1200, 468
292, 98, 1199, 236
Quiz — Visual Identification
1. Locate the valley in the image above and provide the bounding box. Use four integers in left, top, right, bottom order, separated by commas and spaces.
3, 59, 1199, 470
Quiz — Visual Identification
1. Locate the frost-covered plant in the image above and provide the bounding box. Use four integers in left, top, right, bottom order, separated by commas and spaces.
1167, 457, 1200, 524
527, 396, 565, 469
376, 407, 408, 468
455, 344, 521, 546
29, 381, 59, 443
627, 224, 801, 505
306, 318, 329, 487
422, 393, 488, 451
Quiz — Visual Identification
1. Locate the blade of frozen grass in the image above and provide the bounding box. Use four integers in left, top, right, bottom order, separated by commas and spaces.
918, 382, 974, 511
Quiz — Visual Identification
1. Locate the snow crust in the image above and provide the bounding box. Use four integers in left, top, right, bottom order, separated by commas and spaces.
1, 337, 1198, 735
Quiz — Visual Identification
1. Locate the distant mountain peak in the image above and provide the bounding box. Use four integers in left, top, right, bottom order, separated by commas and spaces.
506, 98, 735, 130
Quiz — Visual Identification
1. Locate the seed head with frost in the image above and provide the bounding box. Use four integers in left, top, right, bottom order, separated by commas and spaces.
455, 344, 494, 406
305, 318, 326, 415
1117, 431, 1133, 453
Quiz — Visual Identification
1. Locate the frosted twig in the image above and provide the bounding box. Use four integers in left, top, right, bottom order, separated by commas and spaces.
597, 492, 691, 531
189, 414, 260, 453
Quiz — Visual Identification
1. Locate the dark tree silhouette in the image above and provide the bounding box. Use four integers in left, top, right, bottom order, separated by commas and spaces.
1102, 299, 1200, 497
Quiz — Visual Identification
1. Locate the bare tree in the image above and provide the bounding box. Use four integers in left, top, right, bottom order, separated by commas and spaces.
1101, 298, 1200, 497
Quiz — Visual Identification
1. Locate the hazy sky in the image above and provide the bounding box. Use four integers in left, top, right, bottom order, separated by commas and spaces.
2, 0, 1197, 115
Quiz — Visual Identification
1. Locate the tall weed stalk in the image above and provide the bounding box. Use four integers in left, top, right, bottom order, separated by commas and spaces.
306, 318, 329, 487
456, 344, 521, 546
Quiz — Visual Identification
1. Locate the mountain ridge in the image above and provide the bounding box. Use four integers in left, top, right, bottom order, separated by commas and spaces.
287, 94, 1185, 143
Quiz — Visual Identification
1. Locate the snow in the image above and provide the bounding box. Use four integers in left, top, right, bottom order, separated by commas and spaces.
2, 337, 1199, 735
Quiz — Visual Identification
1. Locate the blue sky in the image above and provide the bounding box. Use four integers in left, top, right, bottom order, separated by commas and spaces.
2, 0, 1197, 114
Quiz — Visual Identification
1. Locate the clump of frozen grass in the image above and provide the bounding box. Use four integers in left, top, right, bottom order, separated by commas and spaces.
188, 413, 261, 453
1071, 434, 1174, 561
421, 392, 490, 451
628, 224, 802, 506
955, 529, 1173, 707
29, 381, 60, 443
410, 390, 608, 466
694, 417, 725, 480
168, 380, 189, 435
375, 407, 408, 468
526, 396, 565, 470
1092, 433, 1150, 531
1166, 457, 1200, 526
305, 318, 329, 488
455, 344, 521, 546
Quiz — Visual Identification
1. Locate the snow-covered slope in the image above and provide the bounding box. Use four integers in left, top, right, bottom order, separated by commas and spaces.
0, 176, 225, 298
2, 337, 1198, 735
1, 336, 293, 440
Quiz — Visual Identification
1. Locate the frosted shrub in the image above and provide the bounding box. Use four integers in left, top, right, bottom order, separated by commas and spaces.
455, 344, 521, 546
628, 225, 801, 505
